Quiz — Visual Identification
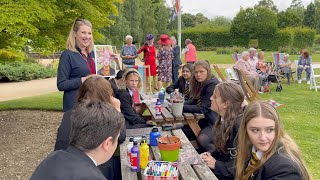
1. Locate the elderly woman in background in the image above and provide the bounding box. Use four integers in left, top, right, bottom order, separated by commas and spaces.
182, 38, 197, 64
120, 35, 138, 66
297, 49, 312, 84
279, 54, 293, 85
235, 51, 262, 93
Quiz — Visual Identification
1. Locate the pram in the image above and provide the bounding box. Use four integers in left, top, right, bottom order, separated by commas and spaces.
266, 62, 283, 92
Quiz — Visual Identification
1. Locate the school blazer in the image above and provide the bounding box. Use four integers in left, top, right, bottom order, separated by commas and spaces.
30, 146, 107, 180
248, 148, 302, 180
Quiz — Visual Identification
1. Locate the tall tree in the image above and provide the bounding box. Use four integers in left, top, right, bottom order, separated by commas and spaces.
182, 13, 196, 28
255, 0, 278, 12
289, 0, 304, 9
304, 2, 316, 28
124, 0, 142, 43
194, 13, 209, 26
277, 10, 303, 28
154, 1, 170, 36
139, 0, 156, 43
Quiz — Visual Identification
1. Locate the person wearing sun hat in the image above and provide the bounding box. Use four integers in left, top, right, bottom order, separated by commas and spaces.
156, 34, 174, 88
137, 34, 158, 90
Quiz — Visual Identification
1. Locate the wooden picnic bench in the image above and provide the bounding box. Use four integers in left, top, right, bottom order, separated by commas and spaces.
140, 93, 205, 137
120, 127, 218, 180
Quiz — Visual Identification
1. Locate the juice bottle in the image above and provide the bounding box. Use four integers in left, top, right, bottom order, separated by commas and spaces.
140, 139, 149, 169
130, 141, 140, 172
127, 137, 134, 166
155, 99, 161, 116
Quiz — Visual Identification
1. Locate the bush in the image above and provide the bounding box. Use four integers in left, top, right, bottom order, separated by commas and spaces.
292, 28, 316, 49
314, 34, 320, 45
216, 46, 247, 54
0, 61, 56, 82
0, 49, 25, 63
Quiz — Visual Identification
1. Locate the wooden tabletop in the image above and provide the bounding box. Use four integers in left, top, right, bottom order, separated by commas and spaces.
140, 93, 205, 137
120, 127, 218, 180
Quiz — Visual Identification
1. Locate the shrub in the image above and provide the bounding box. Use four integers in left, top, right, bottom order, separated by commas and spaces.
0, 61, 56, 82
314, 34, 320, 45
216, 46, 247, 54
292, 28, 316, 49
0, 49, 25, 63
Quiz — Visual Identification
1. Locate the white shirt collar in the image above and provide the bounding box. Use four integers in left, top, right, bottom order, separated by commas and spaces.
252, 146, 263, 160
86, 154, 98, 166
127, 88, 134, 96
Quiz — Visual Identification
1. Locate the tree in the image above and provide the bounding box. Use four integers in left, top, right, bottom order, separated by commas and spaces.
194, 13, 209, 26
154, 1, 170, 36
289, 0, 304, 9
277, 10, 303, 28
139, 0, 156, 43
182, 13, 196, 28
124, 0, 142, 44
255, 0, 278, 12
304, 2, 316, 28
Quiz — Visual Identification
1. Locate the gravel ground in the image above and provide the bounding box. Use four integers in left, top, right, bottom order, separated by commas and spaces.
0, 110, 63, 180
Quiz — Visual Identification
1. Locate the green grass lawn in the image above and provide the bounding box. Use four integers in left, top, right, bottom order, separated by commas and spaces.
197, 51, 320, 64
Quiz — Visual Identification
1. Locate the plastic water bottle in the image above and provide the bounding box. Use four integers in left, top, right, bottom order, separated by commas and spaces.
130, 141, 140, 172
150, 127, 161, 146
127, 137, 134, 167
155, 99, 161, 116
158, 91, 165, 104
140, 139, 149, 169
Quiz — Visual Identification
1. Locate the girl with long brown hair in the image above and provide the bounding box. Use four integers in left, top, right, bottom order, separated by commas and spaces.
200, 81, 245, 180
183, 60, 219, 151
236, 101, 312, 180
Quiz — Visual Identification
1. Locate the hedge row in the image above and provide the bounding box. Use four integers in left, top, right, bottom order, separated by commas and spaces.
0, 61, 56, 82
180, 27, 316, 51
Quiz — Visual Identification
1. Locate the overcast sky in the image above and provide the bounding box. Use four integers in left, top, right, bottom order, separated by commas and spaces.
165, 0, 314, 19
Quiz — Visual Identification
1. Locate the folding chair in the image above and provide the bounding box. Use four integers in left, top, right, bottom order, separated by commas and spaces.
225, 67, 238, 81
212, 64, 226, 81
233, 67, 283, 108
123, 65, 152, 93
310, 64, 320, 92
231, 53, 241, 63
272, 52, 295, 81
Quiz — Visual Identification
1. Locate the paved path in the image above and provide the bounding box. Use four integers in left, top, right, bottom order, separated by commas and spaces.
0, 77, 58, 102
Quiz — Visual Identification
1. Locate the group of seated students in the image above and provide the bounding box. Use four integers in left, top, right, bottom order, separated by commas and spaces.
31, 60, 312, 180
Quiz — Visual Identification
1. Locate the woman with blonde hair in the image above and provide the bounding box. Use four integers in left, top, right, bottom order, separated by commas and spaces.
200, 81, 245, 180
236, 101, 312, 180
57, 19, 96, 112
116, 68, 151, 129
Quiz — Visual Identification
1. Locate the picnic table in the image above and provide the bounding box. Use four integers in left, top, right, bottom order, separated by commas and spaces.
140, 93, 205, 137
120, 127, 218, 180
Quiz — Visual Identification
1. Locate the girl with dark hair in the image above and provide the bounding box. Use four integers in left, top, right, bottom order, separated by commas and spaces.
166, 63, 193, 100
200, 82, 245, 180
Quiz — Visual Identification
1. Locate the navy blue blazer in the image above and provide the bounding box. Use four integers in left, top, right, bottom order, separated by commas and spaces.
30, 146, 106, 180
57, 49, 94, 112
212, 115, 242, 180
116, 89, 147, 129
183, 77, 219, 127
248, 147, 302, 180
166, 76, 190, 100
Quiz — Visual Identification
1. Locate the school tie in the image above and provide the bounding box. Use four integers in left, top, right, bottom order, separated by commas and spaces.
131, 95, 135, 108
184, 83, 190, 97
242, 152, 259, 180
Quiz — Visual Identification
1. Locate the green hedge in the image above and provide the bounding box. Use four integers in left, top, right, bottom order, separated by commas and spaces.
258, 27, 315, 51
0, 61, 56, 81
0, 49, 25, 64
181, 28, 232, 50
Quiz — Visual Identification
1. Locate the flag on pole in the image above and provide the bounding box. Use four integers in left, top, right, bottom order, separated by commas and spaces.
175, 0, 180, 14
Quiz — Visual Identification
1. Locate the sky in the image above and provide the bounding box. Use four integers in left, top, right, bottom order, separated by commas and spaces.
165, 0, 314, 19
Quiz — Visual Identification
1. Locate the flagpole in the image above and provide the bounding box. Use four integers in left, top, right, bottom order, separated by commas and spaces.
177, 0, 182, 58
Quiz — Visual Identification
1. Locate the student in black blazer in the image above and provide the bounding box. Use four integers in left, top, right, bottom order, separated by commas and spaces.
200, 82, 245, 180
31, 100, 125, 180
54, 76, 124, 180
235, 101, 312, 180
166, 63, 193, 100
182, 60, 219, 150
116, 68, 150, 129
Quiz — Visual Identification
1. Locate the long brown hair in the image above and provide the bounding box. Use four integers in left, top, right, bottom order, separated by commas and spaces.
190, 60, 213, 99
77, 75, 113, 103
213, 82, 245, 153
235, 101, 312, 180
66, 18, 94, 53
